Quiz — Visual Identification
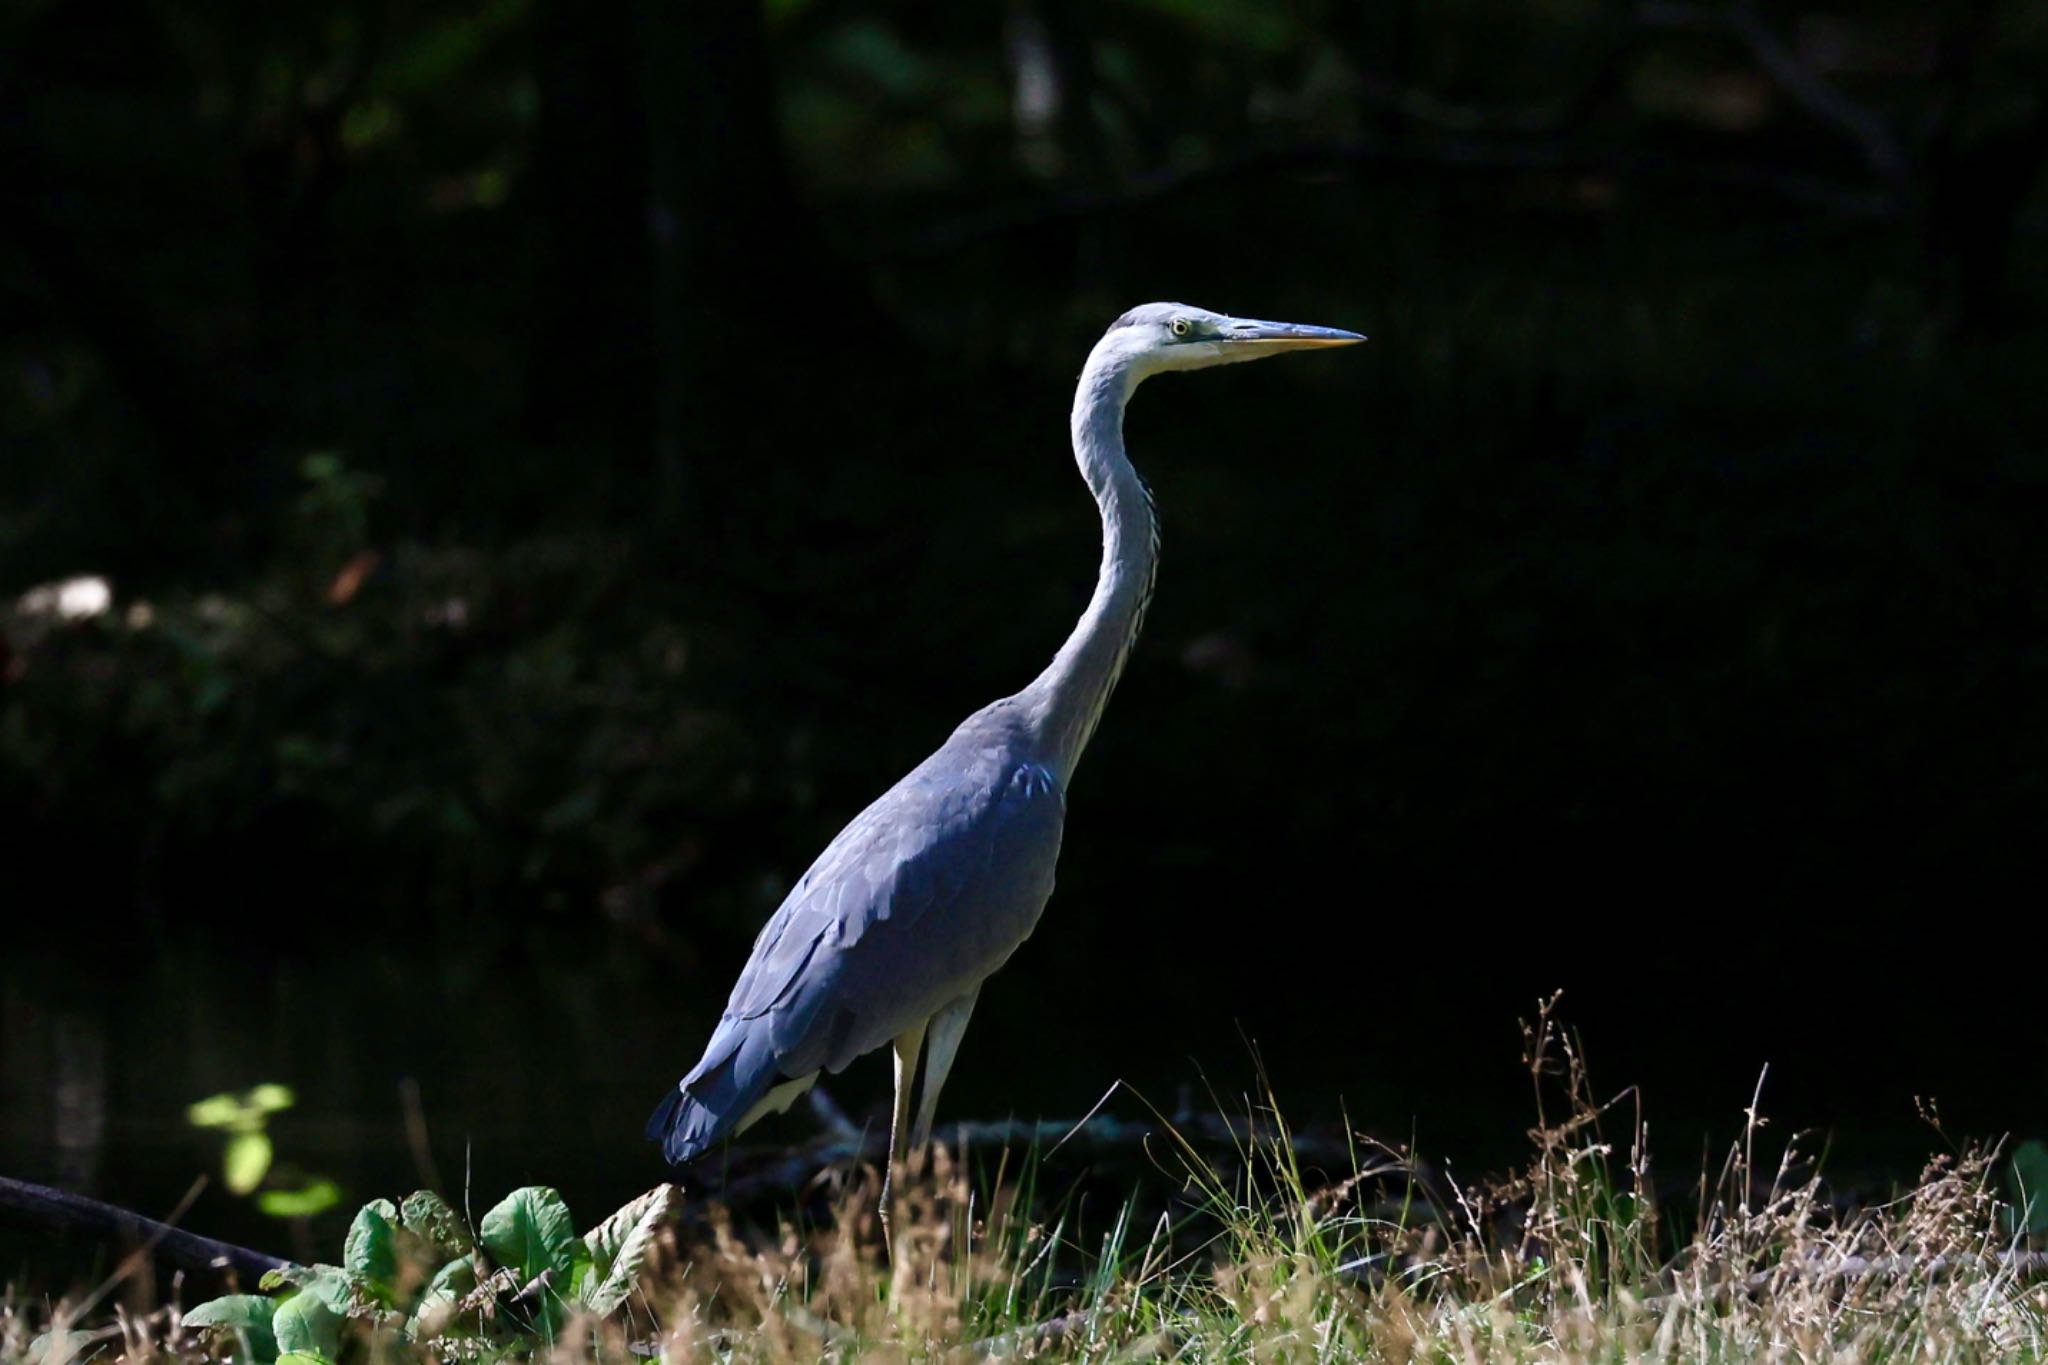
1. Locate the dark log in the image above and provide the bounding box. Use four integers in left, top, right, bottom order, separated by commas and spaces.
677, 1105, 1413, 1225
0, 1176, 288, 1287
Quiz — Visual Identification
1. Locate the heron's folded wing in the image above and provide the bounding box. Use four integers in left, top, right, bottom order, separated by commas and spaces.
719, 760, 1063, 1065
720, 797, 908, 1024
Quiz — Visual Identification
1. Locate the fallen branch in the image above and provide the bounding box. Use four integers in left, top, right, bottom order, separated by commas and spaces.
970, 1307, 1100, 1358
0, 1176, 287, 1287
680, 1106, 1406, 1226
1729, 1249, 2048, 1293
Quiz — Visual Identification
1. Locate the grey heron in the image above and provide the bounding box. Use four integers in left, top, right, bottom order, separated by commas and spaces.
648, 303, 1363, 1201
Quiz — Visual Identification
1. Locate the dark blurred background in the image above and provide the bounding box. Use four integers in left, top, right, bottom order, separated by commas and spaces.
4, 0, 2047, 1257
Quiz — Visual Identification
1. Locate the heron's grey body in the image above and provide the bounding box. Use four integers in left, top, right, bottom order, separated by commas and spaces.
647, 716, 1063, 1162
649, 303, 1363, 1171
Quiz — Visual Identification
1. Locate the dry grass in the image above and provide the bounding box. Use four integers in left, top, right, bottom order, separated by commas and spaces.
9, 1002, 2044, 1362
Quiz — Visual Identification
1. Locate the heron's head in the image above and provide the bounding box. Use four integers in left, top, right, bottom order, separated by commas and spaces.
1099, 302, 1365, 378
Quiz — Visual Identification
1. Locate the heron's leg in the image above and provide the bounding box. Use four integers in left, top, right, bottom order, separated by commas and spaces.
880, 1020, 926, 1261
908, 990, 979, 1155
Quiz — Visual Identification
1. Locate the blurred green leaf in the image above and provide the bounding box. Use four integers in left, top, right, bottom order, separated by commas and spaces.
248, 1084, 296, 1113
224, 1130, 274, 1195
539, 785, 600, 832
380, 0, 529, 94
1118, 0, 1293, 53
300, 453, 344, 483
260, 1179, 344, 1219
188, 1093, 248, 1129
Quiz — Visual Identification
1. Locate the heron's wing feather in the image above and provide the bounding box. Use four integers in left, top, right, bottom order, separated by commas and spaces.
652, 731, 1062, 1164
722, 744, 1063, 1064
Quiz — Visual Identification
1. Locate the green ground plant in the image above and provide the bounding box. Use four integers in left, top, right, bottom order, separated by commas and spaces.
173, 1185, 679, 1365
187, 1086, 342, 1220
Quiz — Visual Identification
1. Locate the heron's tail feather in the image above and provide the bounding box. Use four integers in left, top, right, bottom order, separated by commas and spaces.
646, 1020, 781, 1165
643, 1088, 695, 1157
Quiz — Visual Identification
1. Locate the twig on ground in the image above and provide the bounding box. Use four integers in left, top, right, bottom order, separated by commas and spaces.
968, 1307, 1099, 1358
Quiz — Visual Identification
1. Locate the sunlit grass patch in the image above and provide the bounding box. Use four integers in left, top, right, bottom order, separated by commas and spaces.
12, 1002, 2045, 1362
611, 1003, 2047, 1360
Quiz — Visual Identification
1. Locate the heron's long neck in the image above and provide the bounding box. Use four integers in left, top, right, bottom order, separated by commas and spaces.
1019, 351, 1158, 784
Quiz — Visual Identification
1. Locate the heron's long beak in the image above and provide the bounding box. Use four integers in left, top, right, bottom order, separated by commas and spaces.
1223, 318, 1367, 351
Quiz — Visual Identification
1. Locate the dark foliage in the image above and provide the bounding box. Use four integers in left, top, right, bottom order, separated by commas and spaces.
3, 0, 2045, 1244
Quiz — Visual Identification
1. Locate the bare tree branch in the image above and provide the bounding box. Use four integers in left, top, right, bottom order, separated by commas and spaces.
864, 133, 1894, 263
1639, 1, 1909, 184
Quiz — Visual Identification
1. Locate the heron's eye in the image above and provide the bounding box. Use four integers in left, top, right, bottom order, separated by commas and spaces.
1170, 318, 1191, 337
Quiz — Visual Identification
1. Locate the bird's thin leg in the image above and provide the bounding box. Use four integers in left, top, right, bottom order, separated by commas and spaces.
881, 1021, 926, 1267
908, 990, 978, 1156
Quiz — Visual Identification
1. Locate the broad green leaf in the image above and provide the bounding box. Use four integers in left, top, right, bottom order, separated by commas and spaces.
400, 1189, 473, 1255
224, 1131, 274, 1194
277, 1354, 331, 1365
480, 1187, 588, 1333
581, 1185, 677, 1270
428, 1255, 479, 1298
262, 1264, 355, 1316
479, 1187, 579, 1283
579, 1185, 680, 1315
260, 1179, 343, 1219
271, 1290, 341, 1363
185, 1294, 281, 1361
184, 1295, 277, 1331
343, 1199, 399, 1294
406, 1256, 478, 1342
